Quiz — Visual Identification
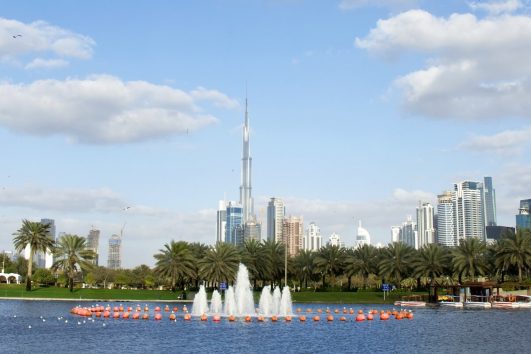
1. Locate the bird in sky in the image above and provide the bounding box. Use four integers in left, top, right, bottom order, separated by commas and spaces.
122, 206, 131, 211
12, 34, 22, 38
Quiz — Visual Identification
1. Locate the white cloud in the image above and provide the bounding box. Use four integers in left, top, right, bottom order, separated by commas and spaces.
460, 126, 531, 155
339, 0, 419, 11
469, 0, 523, 15
0, 75, 237, 144
25, 58, 69, 69
356, 9, 531, 120
0, 17, 95, 68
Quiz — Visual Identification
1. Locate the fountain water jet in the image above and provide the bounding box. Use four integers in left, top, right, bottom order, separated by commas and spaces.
191, 285, 209, 316
258, 285, 273, 316
210, 290, 222, 314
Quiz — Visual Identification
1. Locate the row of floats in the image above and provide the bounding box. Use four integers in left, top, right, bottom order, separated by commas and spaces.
70, 305, 414, 322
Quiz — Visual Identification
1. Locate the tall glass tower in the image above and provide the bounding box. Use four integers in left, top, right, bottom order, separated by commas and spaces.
239, 98, 253, 224
483, 177, 497, 227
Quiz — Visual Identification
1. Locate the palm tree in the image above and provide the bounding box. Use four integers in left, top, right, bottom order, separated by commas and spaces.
353, 244, 378, 288
240, 239, 269, 288
314, 244, 345, 288
379, 242, 414, 287
452, 237, 488, 283
412, 244, 451, 301
52, 234, 95, 292
199, 242, 240, 285
153, 240, 195, 292
188, 242, 209, 289
496, 229, 531, 283
262, 240, 285, 286
293, 249, 317, 289
13, 219, 54, 291
343, 248, 362, 290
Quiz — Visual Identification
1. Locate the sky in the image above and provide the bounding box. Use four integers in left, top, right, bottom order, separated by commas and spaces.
0, 0, 530, 268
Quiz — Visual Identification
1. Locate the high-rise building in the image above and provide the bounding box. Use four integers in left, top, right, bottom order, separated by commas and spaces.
416, 202, 435, 248
398, 216, 417, 249
225, 201, 243, 245
240, 98, 253, 225
390, 226, 400, 243
355, 220, 371, 248
328, 232, 344, 248
453, 181, 485, 241
86, 228, 100, 266
282, 216, 303, 256
216, 200, 227, 243
267, 197, 285, 242
107, 234, 121, 270
39, 218, 55, 269
243, 219, 261, 242
482, 177, 497, 227
516, 199, 531, 230
437, 191, 456, 247
304, 222, 322, 251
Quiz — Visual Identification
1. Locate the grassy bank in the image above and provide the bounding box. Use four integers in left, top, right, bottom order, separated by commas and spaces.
0, 284, 426, 304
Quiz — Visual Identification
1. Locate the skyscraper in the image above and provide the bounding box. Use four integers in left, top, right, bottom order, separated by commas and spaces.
482, 177, 497, 227
267, 197, 285, 242
304, 222, 322, 251
437, 191, 456, 247
225, 201, 243, 245
86, 228, 100, 266
398, 216, 417, 249
328, 232, 344, 248
282, 216, 303, 256
216, 200, 227, 243
107, 234, 121, 270
453, 181, 485, 241
355, 220, 371, 248
516, 199, 531, 230
416, 202, 435, 248
240, 98, 253, 224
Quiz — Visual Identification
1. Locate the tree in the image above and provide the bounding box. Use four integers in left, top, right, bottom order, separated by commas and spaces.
131, 264, 153, 289
33, 268, 55, 286
199, 242, 240, 285
412, 244, 451, 301
13, 219, 54, 291
153, 240, 195, 292
379, 242, 414, 287
353, 244, 378, 288
452, 237, 488, 283
188, 242, 209, 289
314, 244, 345, 288
240, 239, 269, 288
262, 240, 285, 286
496, 228, 531, 283
52, 234, 95, 292
293, 249, 317, 289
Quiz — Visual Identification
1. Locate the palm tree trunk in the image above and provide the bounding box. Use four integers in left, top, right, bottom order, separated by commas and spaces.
69, 277, 74, 292
26, 253, 33, 291
518, 266, 522, 283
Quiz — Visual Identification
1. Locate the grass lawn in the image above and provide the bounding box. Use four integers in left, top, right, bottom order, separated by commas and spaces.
0, 284, 427, 304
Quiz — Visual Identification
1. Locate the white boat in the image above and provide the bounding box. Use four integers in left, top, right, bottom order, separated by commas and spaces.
515, 295, 531, 309
464, 301, 491, 309
491, 295, 519, 309
439, 301, 463, 308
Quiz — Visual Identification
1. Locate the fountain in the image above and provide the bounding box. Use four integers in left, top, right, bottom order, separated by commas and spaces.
191, 263, 293, 317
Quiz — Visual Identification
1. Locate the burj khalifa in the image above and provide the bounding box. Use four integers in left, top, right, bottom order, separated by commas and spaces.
239, 98, 253, 224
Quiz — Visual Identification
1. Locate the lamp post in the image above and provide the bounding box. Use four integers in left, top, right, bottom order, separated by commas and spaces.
2, 250, 12, 273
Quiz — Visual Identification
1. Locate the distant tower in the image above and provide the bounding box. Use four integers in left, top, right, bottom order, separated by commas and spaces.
107, 234, 122, 270
240, 97, 253, 224
437, 191, 456, 246
282, 216, 303, 256
416, 202, 435, 248
216, 200, 227, 243
86, 228, 100, 266
399, 216, 417, 249
483, 177, 497, 227
304, 222, 322, 251
267, 197, 285, 242
453, 181, 485, 241
355, 220, 371, 248
328, 233, 344, 248
225, 201, 243, 245
516, 199, 531, 230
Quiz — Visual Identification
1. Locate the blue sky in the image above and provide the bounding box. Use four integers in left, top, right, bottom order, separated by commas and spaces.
1, 0, 530, 267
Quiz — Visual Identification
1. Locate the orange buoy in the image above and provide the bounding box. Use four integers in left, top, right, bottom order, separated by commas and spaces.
317, 308, 323, 314
406, 312, 414, 320
154, 313, 162, 321
349, 309, 354, 315
358, 309, 363, 314
334, 309, 339, 314
380, 313, 389, 321
296, 308, 302, 313
228, 315, 236, 322
144, 306, 149, 312
123, 312, 130, 319
173, 307, 178, 312
164, 306, 170, 312
326, 308, 331, 314
299, 315, 306, 322
95, 312, 101, 318
142, 314, 149, 320
169, 313, 176, 320
113, 307, 119, 312
306, 308, 312, 313
355, 314, 366, 322
183, 306, 188, 312
367, 314, 374, 321
155, 306, 161, 312
271, 315, 278, 322
105, 306, 111, 312
327, 315, 334, 322
342, 308, 347, 314
313, 316, 320, 322
339, 316, 347, 321
113, 312, 120, 319
285, 316, 292, 322
184, 314, 192, 321
119, 306, 124, 312
244, 315, 252, 322
201, 314, 208, 321
213, 315, 221, 322
132, 312, 140, 320
257, 316, 264, 322
396, 314, 403, 320
103, 311, 110, 318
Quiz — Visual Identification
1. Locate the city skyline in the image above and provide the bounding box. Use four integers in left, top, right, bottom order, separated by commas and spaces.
1, 1, 530, 267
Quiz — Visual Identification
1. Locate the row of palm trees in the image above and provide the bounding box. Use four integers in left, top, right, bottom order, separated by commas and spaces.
12, 219, 95, 292
153, 228, 531, 292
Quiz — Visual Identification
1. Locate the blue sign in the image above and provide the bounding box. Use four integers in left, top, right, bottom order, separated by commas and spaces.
382, 283, 390, 291
219, 282, 227, 290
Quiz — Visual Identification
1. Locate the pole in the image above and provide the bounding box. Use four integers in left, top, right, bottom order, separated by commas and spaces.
284, 240, 287, 287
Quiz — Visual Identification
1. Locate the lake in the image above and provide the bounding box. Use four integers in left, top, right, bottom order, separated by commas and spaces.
1, 300, 529, 353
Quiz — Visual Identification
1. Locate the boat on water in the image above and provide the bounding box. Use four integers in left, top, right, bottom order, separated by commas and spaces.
515, 295, 531, 308
394, 301, 427, 307
491, 295, 519, 309
438, 295, 463, 308
464, 295, 491, 309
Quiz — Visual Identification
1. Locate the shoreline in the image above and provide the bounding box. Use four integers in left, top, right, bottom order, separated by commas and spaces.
0, 297, 194, 303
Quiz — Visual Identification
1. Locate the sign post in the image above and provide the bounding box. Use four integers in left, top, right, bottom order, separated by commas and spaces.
382, 283, 390, 301
220, 282, 227, 291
